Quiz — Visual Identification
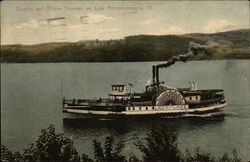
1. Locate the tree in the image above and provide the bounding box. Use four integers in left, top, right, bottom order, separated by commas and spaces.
93, 135, 127, 162
1, 126, 242, 162
25, 125, 80, 161
183, 148, 242, 162
135, 129, 181, 162
1, 145, 23, 162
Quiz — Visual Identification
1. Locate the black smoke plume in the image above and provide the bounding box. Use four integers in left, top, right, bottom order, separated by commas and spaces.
156, 41, 219, 68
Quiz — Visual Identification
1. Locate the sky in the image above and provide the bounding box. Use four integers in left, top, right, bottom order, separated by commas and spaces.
1, 1, 249, 45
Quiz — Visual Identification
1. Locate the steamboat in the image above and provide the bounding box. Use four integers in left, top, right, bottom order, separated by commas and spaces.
63, 65, 226, 118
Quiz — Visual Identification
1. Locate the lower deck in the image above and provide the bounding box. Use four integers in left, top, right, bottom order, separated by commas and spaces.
63, 102, 226, 116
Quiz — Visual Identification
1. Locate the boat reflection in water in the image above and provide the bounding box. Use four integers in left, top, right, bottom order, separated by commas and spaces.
63, 115, 225, 135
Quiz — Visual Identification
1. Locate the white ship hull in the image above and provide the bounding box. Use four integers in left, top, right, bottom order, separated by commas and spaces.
63, 102, 226, 118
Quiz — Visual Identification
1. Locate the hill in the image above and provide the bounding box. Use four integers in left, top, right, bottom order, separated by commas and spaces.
1, 29, 249, 63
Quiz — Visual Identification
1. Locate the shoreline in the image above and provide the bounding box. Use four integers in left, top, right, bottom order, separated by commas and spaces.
1, 58, 250, 64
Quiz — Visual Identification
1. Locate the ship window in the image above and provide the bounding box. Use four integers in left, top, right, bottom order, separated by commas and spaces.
128, 107, 130, 111
152, 106, 154, 110
189, 97, 192, 100
139, 107, 141, 110
133, 107, 135, 110
196, 96, 198, 100
146, 107, 148, 110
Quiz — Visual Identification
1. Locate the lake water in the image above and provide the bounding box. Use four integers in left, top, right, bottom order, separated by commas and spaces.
1, 60, 250, 160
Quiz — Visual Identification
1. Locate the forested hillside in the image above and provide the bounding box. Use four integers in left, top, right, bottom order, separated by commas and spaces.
1, 29, 249, 63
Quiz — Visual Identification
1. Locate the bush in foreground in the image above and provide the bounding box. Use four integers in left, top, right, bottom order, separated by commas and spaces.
1, 125, 242, 162
1, 125, 80, 162
135, 129, 181, 161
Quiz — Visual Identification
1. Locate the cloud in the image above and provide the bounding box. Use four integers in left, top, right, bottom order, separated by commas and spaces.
155, 26, 185, 35
15, 13, 114, 30
203, 19, 236, 33
67, 14, 115, 33
98, 28, 120, 34
67, 24, 82, 29
15, 19, 47, 29
74, 13, 114, 24
87, 13, 114, 23
139, 20, 155, 25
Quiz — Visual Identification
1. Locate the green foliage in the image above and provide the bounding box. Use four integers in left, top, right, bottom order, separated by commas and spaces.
135, 129, 181, 162
1, 145, 23, 162
128, 153, 140, 162
26, 124, 80, 161
183, 148, 242, 162
93, 135, 126, 162
82, 153, 94, 162
183, 147, 216, 162
1, 29, 249, 63
217, 150, 241, 162
1, 125, 80, 162
1, 126, 243, 162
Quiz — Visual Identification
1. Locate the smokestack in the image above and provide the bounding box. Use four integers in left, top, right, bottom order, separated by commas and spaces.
156, 66, 159, 86
152, 65, 156, 84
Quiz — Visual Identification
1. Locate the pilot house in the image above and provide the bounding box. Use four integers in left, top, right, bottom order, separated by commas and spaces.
109, 85, 130, 101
